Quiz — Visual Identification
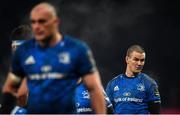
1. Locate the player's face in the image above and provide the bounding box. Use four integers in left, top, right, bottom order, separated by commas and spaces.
126, 51, 145, 73
30, 9, 58, 41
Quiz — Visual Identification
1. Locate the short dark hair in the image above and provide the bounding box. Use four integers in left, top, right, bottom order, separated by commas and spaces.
10, 25, 33, 40
126, 45, 145, 57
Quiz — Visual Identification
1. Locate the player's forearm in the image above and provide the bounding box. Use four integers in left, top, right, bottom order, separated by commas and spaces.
3, 73, 21, 94
17, 94, 28, 107
0, 73, 21, 113
89, 88, 106, 114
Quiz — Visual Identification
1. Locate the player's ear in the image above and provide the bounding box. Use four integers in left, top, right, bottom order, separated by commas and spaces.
54, 18, 60, 29
125, 56, 129, 64
55, 18, 60, 25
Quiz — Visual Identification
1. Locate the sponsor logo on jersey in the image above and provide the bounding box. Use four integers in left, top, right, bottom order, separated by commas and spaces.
29, 72, 65, 80
58, 52, 70, 64
137, 83, 145, 91
114, 85, 119, 91
25, 55, 36, 65
77, 107, 92, 113
114, 97, 143, 103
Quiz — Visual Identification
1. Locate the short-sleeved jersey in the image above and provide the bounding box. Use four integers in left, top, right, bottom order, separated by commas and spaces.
11, 35, 96, 113
75, 83, 113, 114
106, 73, 161, 114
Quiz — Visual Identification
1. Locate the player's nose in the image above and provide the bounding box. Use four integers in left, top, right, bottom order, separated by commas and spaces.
32, 22, 41, 30
137, 61, 143, 66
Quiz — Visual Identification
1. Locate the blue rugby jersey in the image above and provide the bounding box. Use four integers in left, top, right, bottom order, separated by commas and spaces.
75, 83, 113, 114
11, 35, 96, 113
106, 73, 161, 114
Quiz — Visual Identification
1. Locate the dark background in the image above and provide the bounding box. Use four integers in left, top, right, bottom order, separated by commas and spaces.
0, 0, 180, 112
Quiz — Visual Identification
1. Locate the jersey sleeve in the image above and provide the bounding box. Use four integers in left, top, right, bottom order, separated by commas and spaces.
103, 90, 113, 108
77, 42, 97, 76
11, 47, 25, 78
146, 80, 161, 103
106, 81, 114, 105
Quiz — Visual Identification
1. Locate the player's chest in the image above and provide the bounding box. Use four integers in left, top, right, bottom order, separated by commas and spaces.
112, 79, 146, 99
21, 48, 78, 74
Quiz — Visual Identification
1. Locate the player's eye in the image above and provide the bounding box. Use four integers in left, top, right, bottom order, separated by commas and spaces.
140, 59, 145, 62
133, 58, 139, 61
30, 19, 47, 24
30, 20, 36, 24
38, 19, 47, 24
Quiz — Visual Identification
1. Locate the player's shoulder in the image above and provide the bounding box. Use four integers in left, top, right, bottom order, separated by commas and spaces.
64, 35, 89, 50
17, 38, 35, 50
140, 73, 157, 85
14, 39, 35, 55
107, 74, 124, 86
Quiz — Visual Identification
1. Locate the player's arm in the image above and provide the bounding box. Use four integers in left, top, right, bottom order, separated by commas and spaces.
147, 87, 161, 114
103, 89, 114, 114
82, 71, 106, 114
0, 72, 22, 114
106, 80, 114, 106
78, 42, 106, 114
16, 78, 28, 107
147, 80, 161, 114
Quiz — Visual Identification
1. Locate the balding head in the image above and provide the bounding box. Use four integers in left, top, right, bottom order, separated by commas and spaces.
31, 2, 58, 19
30, 2, 60, 42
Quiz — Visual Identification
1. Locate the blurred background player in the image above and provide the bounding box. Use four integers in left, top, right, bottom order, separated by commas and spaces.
11, 40, 28, 115
106, 45, 161, 114
0, 2, 106, 114
11, 25, 32, 114
75, 78, 114, 114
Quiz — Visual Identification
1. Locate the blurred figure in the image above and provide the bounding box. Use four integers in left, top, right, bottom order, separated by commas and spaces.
75, 78, 114, 114
11, 25, 32, 114
106, 45, 161, 114
0, 2, 105, 114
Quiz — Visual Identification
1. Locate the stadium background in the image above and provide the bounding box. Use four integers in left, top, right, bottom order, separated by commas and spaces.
0, 0, 179, 113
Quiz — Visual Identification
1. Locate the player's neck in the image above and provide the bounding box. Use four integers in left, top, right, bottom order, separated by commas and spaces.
125, 68, 136, 77
49, 32, 62, 47
39, 32, 62, 47
125, 70, 140, 78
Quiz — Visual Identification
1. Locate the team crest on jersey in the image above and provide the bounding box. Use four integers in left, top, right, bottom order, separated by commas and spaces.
137, 83, 145, 91
82, 90, 90, 99
25, 55, 36, 65
58, 52, 70, 64
114, 85, 119, 91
